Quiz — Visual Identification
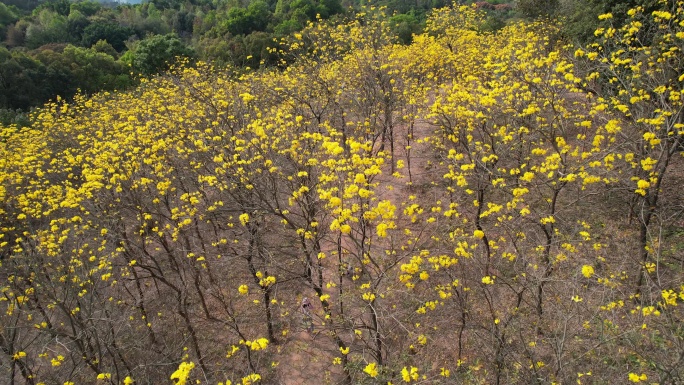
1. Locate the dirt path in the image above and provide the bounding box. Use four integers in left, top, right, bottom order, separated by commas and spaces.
275, 329, 345, 385
273, 120, 438, 384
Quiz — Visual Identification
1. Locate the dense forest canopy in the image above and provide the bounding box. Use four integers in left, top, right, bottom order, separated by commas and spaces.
0, 0, 352, 118
1, 0, 638, 122
1, 0, 684, 384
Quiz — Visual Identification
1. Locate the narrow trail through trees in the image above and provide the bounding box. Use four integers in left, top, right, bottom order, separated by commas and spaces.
274, 119, 437, 384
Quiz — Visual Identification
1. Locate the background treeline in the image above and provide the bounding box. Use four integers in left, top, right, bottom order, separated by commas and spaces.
0, 0, 654, 122
0, 0, 649, 121
0, 0, 439, 118
8, 0, 637, 121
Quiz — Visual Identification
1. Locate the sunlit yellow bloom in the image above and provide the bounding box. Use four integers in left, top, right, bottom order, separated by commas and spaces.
363, 362, 378, 377
170, 361, 194, 385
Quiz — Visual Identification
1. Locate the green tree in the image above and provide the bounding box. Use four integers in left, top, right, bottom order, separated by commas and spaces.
389, 12, 422, 44
131, 33, 194, 75
0, 3, 18, 26
91, 39, 118, 58
224, 7, 252, 35
289, 0, 320, 23
116, 4, 170, 37
35, 0, 71, 17
244, 31, 278, 67
170, 9, 196, 36
275, 0, 342, 21
60, 45, 133, 93
223, 1, 271, 36
70, 0, 102, 17
1, 0, 42, 13
66, 9, 90, 41
0, 48, 50, 109
274, 18, 302, 36
25, 9, 71, 48
4, 21, 27, 48
81, 22, 135, 51
196, 34, 246, 65
0, 3, 19, 41
32, 46, 80, 99
246, 0, 271, 32
516, 0, 559, 19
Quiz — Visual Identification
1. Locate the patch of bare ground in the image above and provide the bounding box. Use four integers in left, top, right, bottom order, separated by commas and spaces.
271, 119, 441, 384
275, 330, 345, 385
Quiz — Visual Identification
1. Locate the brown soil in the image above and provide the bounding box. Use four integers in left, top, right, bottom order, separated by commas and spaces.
271, 119, 439, 384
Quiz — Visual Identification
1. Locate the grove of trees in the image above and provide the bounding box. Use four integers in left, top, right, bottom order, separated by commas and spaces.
1, 1, 683, 384
0, 0, 350, 115
1, 0, 630, 120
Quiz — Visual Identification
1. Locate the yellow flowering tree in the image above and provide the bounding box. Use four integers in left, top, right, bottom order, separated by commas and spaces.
575, 0, 684, 381
580, 0, 684, 296
2, 2, 684, 385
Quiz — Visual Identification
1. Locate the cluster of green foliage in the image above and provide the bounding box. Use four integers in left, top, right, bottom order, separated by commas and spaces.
0, 0, 203, 117
0, 0, 350, 110
0, 0, 521, 116
0, 43, 132, 110
0, 0, 653, 122
1, 0, 652, 122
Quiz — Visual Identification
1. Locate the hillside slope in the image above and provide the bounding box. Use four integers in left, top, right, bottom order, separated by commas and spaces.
1, 3, 683, 384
